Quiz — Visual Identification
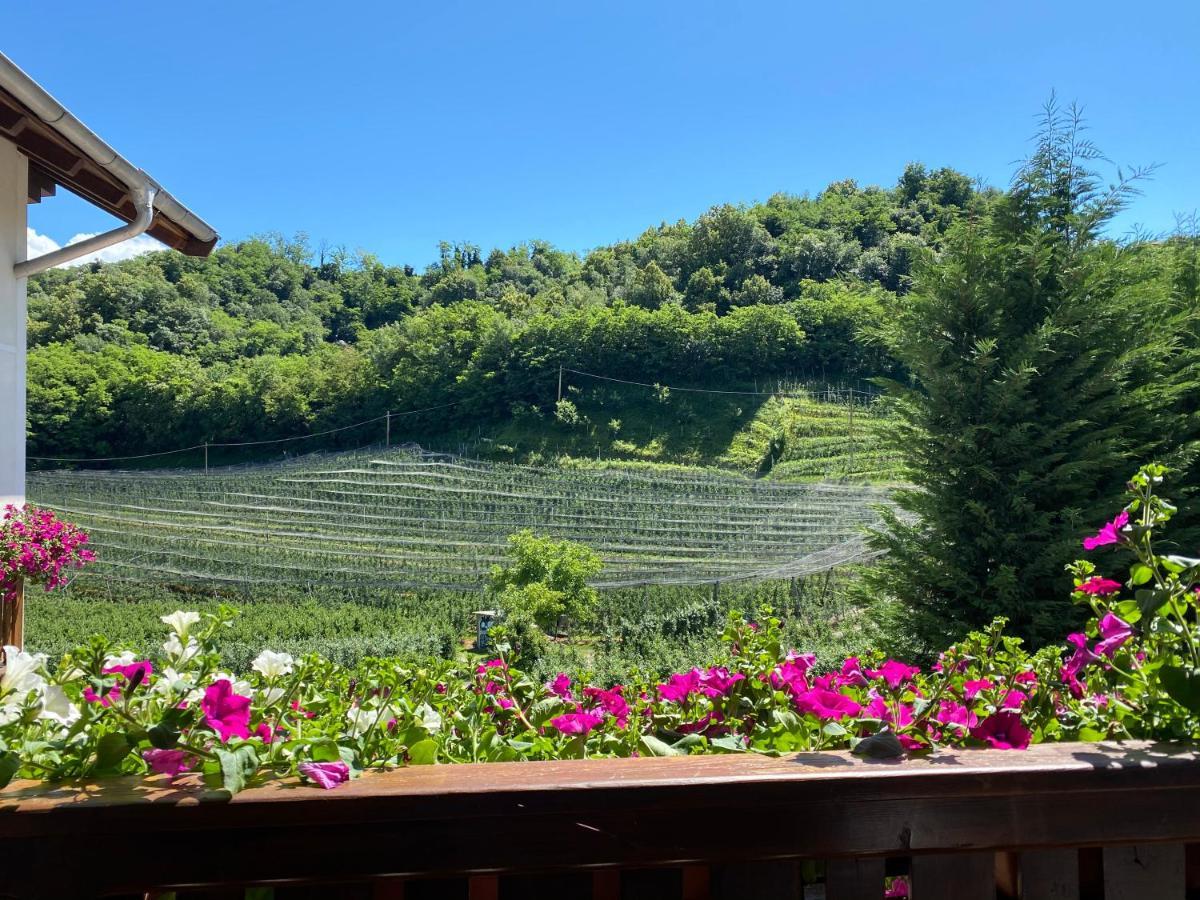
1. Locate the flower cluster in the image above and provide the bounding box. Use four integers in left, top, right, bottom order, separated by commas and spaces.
1, 465, 1197, 796
1, 505, 95, 603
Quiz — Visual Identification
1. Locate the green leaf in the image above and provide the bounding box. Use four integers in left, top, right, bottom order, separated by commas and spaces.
671, 734, 705, 753
528, 697, 564, 727
215, 745, 259, 796
147, 722, 180, 750
1135, 588, 1172, 619
408, 738, 437, 765
851, 732, 904, 759
822, 721, 848, 738
1160, 666, 1200, 716
0, 751, 19, 788
308, 738, 341, 762
94, 732, 133, 773
708, 735, 746, 753
1129, 563, 1155, 586
639, 734, 683, 757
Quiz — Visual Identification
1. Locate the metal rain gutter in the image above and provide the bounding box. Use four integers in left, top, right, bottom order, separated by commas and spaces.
0, 52, 217, 276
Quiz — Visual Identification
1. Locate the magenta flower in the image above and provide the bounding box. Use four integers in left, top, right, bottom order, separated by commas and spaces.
934, 700, 977, 732
1082, 510, 1130, 550
202, 679, 252, 742
962, 678, 993, 701
255, 722, 277, 744
299, 760, 351, 790
794, 688, 862, 720
547, 673, 573, 700
970, 711, 1031, 750
868, 660, 921, 690
865, 693, 914, 728
835, 656, 869, 687
550, 711, 604, 735
1000, 690, 1027, 711
584, 685, 630, 729
885, 876, 910, 898
700, 666, 745, 698
1013, 670, 1038, 688
1079, 576, 1122, 596
1095, 613, 1133, 658
1061, 633, 1099, 679
143, 748, 195, 778
770, 658, 811, 695
658, 669, 701, 703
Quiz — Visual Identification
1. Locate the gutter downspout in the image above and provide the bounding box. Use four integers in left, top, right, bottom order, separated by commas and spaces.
0, 52, 217, 267
15, 181, 157, 278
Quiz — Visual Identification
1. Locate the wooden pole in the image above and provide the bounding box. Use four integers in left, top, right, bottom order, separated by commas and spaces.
386, 411, 391, 447
204, 441, 209, 476
1, 578, 23, 652
557, 365, 563, 404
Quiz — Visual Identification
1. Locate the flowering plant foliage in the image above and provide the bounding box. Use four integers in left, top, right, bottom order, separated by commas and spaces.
0, 465, 1194, 795
1, 505, 95, 604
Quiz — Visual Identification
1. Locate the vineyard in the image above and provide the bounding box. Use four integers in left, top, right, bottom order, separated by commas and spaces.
25, 447, 890, 671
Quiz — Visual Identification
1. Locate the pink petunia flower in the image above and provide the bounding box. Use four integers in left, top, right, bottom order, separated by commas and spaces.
1082, 510, 1130, 550
970, 711, 1031, 750
962, 678, 993, 701
934, 700, 977, 732
1013, 670, 1038, 689
584, 685, 630, 729
658, 669, 702, 703
885, 876, 910, 898
550, 711, 604, 735
1095, 613, 1133, 658
299, 760, 351, 790
142, 748, 195, 778
793, 688, 862, 721
547, 673, 573, 700
867, 660, 921, 690
1000, 690, 1027, 711
202, 679, 252, 742
1079, 576, 1123, 596
835, 657, 869, 688
700, 666, 745, 698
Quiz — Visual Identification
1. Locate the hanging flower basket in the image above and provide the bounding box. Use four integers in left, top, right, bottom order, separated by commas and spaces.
1, 505, 95, 654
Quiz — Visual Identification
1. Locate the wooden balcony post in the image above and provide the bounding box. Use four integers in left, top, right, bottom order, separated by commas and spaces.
0, 576, 22, 653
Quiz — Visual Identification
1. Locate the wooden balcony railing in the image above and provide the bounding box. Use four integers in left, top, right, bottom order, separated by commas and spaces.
2, 741, 1199, 899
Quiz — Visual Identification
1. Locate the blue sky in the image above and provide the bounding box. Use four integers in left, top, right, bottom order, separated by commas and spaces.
10, 1, 1199, 268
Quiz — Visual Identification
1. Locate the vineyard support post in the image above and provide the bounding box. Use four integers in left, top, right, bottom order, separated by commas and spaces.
386, 411, 391, 447
557, 366, 563, 404
847, 389, 855, 477
203, 441, 209, 476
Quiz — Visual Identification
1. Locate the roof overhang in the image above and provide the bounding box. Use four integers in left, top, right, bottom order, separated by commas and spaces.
0, 53, 217, 257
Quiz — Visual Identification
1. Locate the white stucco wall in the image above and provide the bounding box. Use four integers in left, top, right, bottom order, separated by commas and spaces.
0, 140, 27, 508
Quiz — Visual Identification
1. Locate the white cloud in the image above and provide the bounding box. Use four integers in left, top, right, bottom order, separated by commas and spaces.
25, 227, 163, 268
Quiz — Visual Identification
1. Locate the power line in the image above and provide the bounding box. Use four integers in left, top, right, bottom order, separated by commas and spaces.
560, 367, 879, 399
29, 400, 471, 464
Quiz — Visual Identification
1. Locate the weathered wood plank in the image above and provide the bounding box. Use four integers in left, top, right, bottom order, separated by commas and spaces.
466, 874, 498, 900
1020, 848, 1079, 899
910, 852, 993, 900
681, 864, 711, 900
711, 861, 799, 899
592, 869, 621, 900
1103, 844, 1185, 900
825, 857, 884, 900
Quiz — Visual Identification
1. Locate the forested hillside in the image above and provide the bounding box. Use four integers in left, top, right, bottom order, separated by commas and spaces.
28, 165, 987, 460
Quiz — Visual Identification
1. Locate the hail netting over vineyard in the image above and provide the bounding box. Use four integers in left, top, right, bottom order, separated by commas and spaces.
27, 447, 889, 592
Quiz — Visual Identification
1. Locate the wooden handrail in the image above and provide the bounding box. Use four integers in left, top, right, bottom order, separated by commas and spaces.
2, 741, 1199, 898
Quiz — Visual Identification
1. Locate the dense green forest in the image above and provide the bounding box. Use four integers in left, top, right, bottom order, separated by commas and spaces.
27, 164, 985, 460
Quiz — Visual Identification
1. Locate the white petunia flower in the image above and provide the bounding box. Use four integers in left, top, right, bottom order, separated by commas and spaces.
103, 650, 137, 668
1, 646, 47, 696
39, 684, 80, 727
261, 686, 285, 706
160, 611, 201, 639
162, 634, 201, 665
347, 704, 397, 736
251, 650, 295, 680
